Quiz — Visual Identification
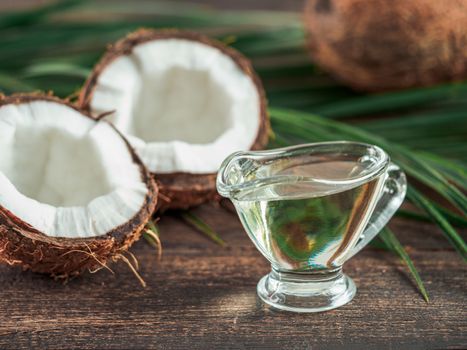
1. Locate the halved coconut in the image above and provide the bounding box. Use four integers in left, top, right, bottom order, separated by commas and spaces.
79, 29, 269, 210
0, 94, 158, 277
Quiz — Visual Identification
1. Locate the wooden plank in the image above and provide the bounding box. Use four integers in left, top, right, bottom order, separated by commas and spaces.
0, 205, 465, 349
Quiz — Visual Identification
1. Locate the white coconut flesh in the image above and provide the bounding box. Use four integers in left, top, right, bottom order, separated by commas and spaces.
0, 100, 148, 238
89, 39, 261, 174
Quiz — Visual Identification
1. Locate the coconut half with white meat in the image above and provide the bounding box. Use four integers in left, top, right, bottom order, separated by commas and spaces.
79, 29, 269, 210
0, 94, 158, 277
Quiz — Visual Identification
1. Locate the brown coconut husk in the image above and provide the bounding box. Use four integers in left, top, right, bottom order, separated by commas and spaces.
0, 94, 158, 278
304, 0, 467, 92
78, 29, 270, 211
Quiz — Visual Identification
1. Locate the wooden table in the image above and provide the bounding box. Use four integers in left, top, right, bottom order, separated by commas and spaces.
0, 204, 465, 349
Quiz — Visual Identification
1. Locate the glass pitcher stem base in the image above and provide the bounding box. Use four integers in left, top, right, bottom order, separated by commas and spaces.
257, 268, 356, 313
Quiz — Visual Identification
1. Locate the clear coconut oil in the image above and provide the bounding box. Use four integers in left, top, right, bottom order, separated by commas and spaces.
232, 159, 385, 271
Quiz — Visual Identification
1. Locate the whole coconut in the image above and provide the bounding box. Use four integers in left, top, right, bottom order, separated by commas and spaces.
304, 0, 467, 91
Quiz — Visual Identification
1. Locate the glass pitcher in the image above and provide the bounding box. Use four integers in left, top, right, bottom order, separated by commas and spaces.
217, 141, 406, 312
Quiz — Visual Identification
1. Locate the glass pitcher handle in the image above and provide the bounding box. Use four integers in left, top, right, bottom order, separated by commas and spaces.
347, 163, 407, 259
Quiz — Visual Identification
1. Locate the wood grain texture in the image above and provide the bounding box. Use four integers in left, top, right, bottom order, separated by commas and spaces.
0, 204, 465, 350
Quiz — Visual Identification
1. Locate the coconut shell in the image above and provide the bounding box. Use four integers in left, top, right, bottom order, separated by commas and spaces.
304, 0, 467, 91
79, 29, 270, 211
0, 94, 158, 277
